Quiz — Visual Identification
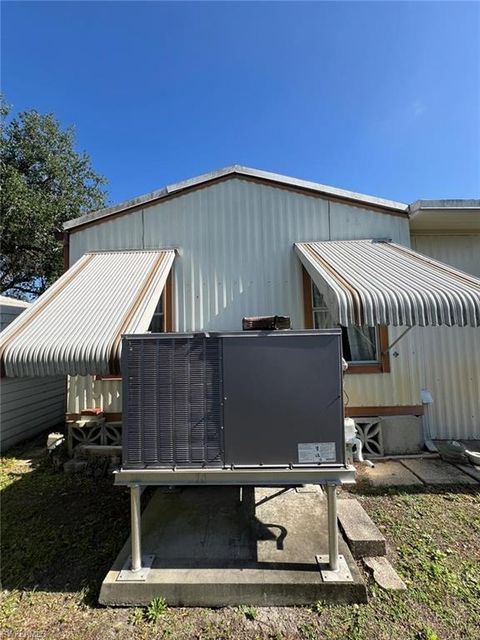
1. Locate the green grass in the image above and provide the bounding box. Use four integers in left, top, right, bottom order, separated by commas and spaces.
238, 604, 258, 621
1, 436, 479, 639
145, 596, 168, 623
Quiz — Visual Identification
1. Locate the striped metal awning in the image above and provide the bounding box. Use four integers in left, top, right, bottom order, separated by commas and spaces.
295, 240, 480, 327
0, 250, 175, 377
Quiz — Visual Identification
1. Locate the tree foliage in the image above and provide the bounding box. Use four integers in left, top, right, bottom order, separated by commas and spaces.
0, 99, 107, 298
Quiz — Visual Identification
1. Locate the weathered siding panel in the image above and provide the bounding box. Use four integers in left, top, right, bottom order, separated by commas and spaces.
1, 377, 66, 450
1, 303, 65, 451
67, 375, 121, 414
1, 310, 20, 332
68, 177, 415, 413
410, 234, 480, 439
70, 178, 410, 330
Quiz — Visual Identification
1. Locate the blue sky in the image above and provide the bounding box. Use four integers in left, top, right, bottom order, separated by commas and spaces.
2, 1, 479, 205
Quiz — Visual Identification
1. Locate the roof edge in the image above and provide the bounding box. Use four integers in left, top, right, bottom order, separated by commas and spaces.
64, 165, 408, 231
409, 199, 480, 216
0, 295, 30, 309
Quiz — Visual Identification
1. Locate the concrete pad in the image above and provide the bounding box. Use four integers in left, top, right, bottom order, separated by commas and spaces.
99, 486, 367, 606
455, 464, 480, 483
363, 461, 422, 487
401, 459, 478, 485
337, 499, 386, 558
363, 557, 406, 591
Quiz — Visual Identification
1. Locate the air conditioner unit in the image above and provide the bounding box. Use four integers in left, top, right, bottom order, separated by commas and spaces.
122, 330, 345, 470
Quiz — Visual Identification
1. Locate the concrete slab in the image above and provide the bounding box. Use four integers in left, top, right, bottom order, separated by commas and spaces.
337, 499, 386, 558
401, 459, 478, 485
363, 557, 406, 591
455, 464, 480, 483
363, 461, 422, 487
99, 486, 367, 607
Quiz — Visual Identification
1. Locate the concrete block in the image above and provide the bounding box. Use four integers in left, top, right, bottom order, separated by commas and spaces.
364, 461, 422, 487
337, 499, 386, 558
381, 416, 423, 455
63, 460, 87, 474
75, 444, 122, 458
401, 459, 478, 485
363, 556, 406, 590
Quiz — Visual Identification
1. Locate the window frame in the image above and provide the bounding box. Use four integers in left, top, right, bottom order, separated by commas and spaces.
302, 268, 390, 374
95, 271, 174, 380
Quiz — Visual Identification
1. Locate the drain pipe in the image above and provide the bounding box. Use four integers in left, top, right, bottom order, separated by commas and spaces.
421, 389, 437, 452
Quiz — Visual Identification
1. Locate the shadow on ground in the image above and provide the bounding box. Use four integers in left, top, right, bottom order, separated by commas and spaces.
0, 435, 134, 603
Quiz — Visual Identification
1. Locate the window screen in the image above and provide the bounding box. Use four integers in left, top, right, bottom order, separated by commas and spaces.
311, 282, 378, 363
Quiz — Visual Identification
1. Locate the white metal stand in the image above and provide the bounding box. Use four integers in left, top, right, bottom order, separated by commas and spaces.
131, 484, 142, 572
326, 483, 339, 571
316, 482, 354, 582
116, 484, 154, 582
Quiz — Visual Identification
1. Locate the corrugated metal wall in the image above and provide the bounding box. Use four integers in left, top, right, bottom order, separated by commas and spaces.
1, 304, 66, 451
68, 375, 121, 414
1, 309, 22, 332
1, 377, 66, 450
410, 234, 480, 439
68, 177, 420, 414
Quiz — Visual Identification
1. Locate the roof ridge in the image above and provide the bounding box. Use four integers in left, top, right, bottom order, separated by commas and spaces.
64, 165, 408, 232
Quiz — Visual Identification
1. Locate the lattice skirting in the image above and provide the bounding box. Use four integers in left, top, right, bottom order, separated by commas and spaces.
68, 421, 122, 455
353, 418, 384, 457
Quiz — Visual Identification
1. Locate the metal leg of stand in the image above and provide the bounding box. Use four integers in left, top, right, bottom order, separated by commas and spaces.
326, 483, 339, 572
130, 484, 142, 572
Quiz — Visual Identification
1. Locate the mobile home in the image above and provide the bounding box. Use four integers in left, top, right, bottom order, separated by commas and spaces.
1, 167, 478, 454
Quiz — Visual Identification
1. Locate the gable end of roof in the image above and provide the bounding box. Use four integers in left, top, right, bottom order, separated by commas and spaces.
64, 166, 409, 232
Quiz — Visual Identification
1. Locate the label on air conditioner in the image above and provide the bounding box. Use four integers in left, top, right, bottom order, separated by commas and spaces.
298, 442, 336, 463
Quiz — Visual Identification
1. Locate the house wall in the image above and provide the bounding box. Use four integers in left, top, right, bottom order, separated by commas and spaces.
0, 303, 66, 451
68, 177, 424, 419
410, 234, 480, 439
1, 308, 24, 331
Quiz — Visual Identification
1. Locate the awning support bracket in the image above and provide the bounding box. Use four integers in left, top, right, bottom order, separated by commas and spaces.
381, 326, 413, 355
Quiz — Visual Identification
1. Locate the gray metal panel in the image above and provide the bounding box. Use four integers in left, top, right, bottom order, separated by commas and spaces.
122, 334, 223, 469
221, 331, 344, 466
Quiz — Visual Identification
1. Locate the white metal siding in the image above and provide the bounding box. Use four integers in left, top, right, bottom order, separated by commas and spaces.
68, 177, 417, 413
1, 310, 19, 332
0, 298, 29, 332
0, 303, 65, 451
70, 178, 410, 329
1, 377, 66, 450
67, 375, 122, 414
410, 234, 480, 439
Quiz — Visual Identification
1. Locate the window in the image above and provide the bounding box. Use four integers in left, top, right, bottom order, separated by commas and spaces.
311, 282, 378, 361
304, 272, 390, 373
148, 294, 165, 333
